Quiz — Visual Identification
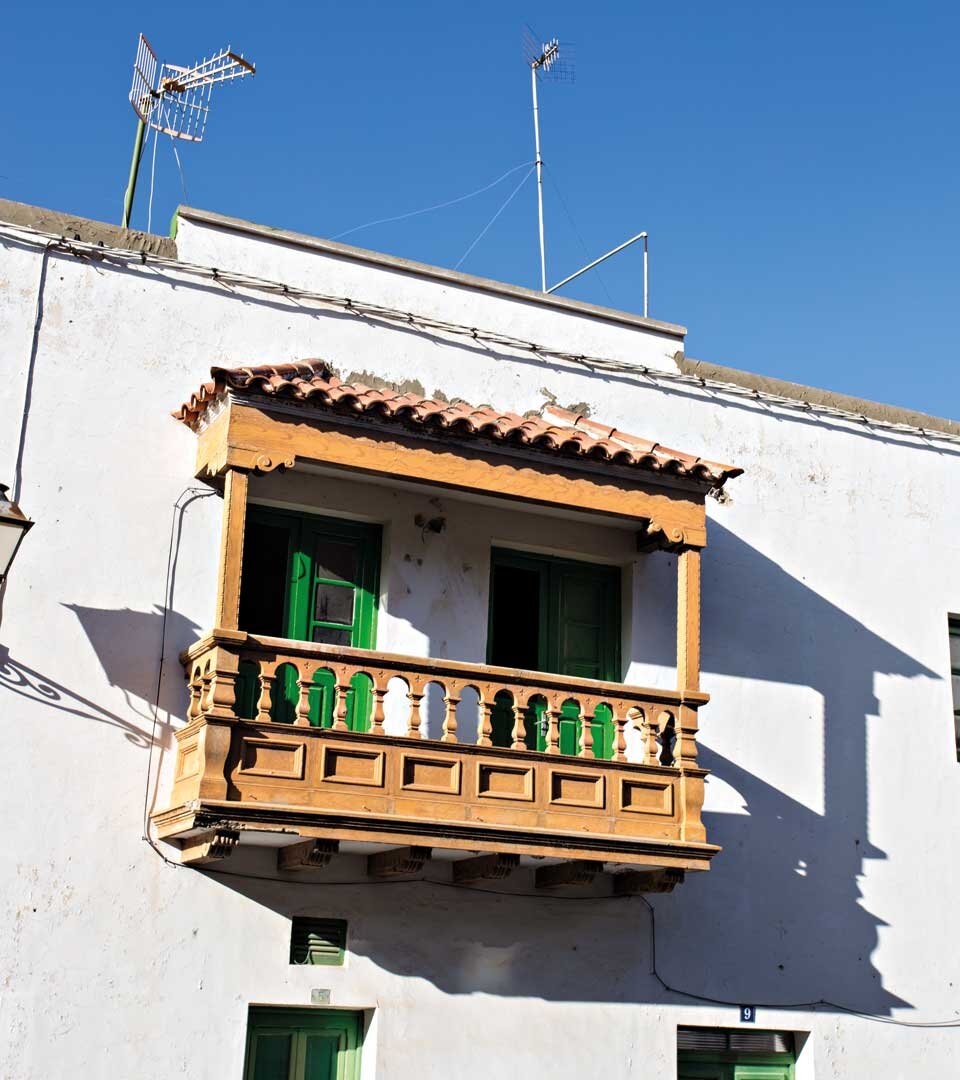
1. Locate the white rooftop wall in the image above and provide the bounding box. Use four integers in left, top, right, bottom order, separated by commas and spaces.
1, 209, 958, 1078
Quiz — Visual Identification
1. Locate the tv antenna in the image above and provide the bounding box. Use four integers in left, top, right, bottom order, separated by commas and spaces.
524, 29, 573, 292
122, 33, 256, 229
523, 29, 651, 316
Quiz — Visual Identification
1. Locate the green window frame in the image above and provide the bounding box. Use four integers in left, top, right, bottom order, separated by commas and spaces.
244, 1007, 363, 1080
487, 547, 622, 758
236, 507, 382, 730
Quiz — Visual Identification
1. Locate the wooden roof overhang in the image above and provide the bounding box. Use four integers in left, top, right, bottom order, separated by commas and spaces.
176, 361, 742, 553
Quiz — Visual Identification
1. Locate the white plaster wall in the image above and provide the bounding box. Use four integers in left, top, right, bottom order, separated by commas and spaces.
1, 213, 959, 1078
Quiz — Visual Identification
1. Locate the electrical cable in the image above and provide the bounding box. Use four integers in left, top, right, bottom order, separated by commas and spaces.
543, 163, 616, 308
169, 134, 188, 200
11, 240, 56, 505
2, 220, 954, 452
454, 166, 536, 270
331, 161, 534, 241
639, 896, 960, 1029
140, 485, 215, 863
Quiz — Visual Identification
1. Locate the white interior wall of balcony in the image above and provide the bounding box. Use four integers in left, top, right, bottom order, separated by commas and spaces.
249, 467, 676, 690
0, 208, 959, 1077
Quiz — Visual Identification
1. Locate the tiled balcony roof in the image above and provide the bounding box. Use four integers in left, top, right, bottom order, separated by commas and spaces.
174, 360, 742, 486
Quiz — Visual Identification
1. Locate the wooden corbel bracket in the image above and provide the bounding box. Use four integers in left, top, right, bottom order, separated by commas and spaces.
636, 518, 706, 554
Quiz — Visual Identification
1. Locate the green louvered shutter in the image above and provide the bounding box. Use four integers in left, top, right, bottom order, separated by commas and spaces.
289, 918, 347, 966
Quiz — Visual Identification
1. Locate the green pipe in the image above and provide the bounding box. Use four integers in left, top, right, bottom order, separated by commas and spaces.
121, 118, 147, 230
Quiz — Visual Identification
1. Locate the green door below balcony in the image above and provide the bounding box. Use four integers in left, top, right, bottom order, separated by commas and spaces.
244, 1007, 363, 1080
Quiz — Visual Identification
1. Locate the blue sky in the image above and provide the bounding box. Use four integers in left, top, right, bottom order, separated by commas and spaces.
3, 2, 958, 415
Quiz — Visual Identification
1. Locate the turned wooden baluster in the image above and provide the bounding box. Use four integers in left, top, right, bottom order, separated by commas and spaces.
578, 703, 594, 759
544, 702, 561, 755
510, 697, 527, 751
188, 666, 203, 720
294, 663, 313, 727
331, 665, 352, 732
611, 706, 628, 763
658, 710, 676, 767
255, 659, 277, 723
441, 684, 460, 743
629, 707, 656, 766
199, 663, 213, 715
406, 679, 424, 739
477, 690, 494, 748
369, 674, 388, 736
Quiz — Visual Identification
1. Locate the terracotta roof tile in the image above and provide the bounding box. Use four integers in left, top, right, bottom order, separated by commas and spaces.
174, 359, 742, 486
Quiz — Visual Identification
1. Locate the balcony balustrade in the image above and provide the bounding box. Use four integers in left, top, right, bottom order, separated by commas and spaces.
154, 630, 718, 885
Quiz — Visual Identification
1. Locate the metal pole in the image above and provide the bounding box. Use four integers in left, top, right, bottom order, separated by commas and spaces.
121, 117, 147, 230
643, 233, 649, 318
531, 66, 547, 292
546, 231, 648, 294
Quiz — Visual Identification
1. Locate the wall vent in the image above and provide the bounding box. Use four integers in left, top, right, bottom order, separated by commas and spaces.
678, 1027, 794, 1054
289, 918, 347, 966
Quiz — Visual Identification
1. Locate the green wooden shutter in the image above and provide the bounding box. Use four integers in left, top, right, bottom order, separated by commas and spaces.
551, 559, 620, 758
238, 508, 381, 730
289, 918, 347, 966
488, 549, 620, 757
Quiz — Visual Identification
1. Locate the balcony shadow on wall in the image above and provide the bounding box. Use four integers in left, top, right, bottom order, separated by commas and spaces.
632, 519, 935, 1016
206, 524, 933, 1013
61, 603, 200, 730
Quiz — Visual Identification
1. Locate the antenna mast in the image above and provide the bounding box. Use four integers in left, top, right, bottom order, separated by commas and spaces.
122, 34, 256, 229
524, 30, 573, 292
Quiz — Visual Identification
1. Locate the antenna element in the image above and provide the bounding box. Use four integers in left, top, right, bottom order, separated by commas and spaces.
525, 29, 574, 292
121, 33, 256, 229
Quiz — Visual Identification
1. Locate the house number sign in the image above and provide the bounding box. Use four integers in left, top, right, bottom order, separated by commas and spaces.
740, 1005, 755, 1023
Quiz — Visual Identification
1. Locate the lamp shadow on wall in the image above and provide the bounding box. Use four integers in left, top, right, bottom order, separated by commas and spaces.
208, 522, 935, 1015
0, 603, 200, 751
0, 641, 156, 749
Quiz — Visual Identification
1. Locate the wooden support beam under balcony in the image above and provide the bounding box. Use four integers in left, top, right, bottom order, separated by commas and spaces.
278, 839, 339, 872
612, 869, 685, 895
535, 860, 600, 890
452, 853, 520, 884
180, 829, 239, 866
367, 847, 432, 879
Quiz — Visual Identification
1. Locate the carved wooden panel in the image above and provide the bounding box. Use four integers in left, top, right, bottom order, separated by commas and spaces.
620, 778, 674, 816
320, 745, 385, 787
239, 736, 306, 780
477, 762, 536, 802
401, 754, 462, 795
175, 737, 201, 781
549, 770, 605, 809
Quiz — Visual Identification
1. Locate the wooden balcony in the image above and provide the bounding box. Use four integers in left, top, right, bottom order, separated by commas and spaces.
154, 630, 718, 887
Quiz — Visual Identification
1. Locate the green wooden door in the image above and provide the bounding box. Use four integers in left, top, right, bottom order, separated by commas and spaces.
237, 508, 381, 730
678, 1060, 794, 1080
488, 549, 621, 757
244, 1008, 362, 1080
